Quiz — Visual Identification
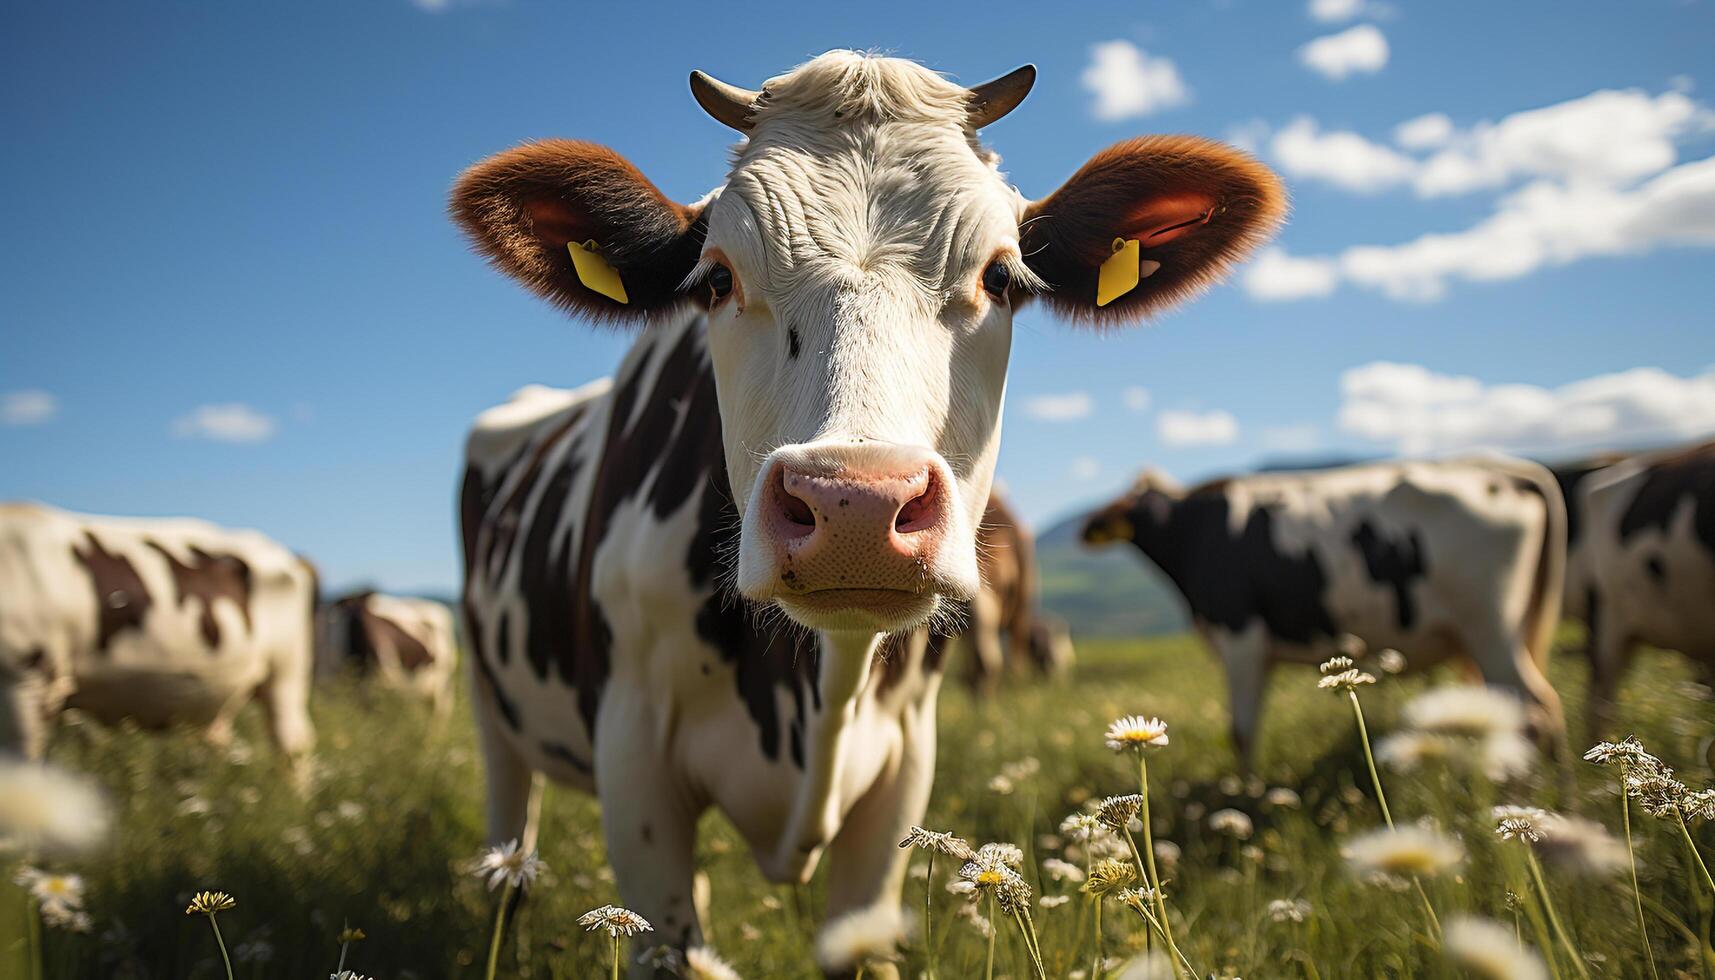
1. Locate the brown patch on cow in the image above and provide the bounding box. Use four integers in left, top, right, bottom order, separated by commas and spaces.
146, 542, 252, 650
1021, 135, 1286, 326
337, 594, 436, 673
71, 532, 152, 651
449, 140, 706, 325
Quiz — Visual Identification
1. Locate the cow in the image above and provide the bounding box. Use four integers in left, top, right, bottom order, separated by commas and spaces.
1081, 458, 1567, 765
960, 491, 1074, 690
451, 50, 1283, 974
1556, 441, 1715, 729
0, 502, 316, 764
318, 591, 459, 717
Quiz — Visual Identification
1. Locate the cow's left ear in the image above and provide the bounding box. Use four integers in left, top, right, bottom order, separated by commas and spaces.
1020, 136, 1286, 324
450, 139, 705, 324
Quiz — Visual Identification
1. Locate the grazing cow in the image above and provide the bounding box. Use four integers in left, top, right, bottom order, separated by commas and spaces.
960, 491, 1074, 689
1557, 441, 1715, 728
1082, 458, 1567, 763
452, 50, 1282, 973
319, 591, 459, 716
0, 502, 316, 763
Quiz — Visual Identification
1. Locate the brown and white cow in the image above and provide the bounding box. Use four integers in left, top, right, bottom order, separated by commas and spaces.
0, 502, 316, 763
960, 491, 1073, 690
319, 591, 458, 717
452, 51, 1282, 973
1082, 458, 1567, 763
1556, 441, 1715, 729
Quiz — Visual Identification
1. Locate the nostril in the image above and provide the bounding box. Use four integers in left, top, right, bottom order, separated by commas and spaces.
894, 474, 940, 534
774, 468, 818, 535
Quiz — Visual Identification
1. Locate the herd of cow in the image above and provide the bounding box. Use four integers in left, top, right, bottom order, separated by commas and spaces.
4, 50, 1713, 974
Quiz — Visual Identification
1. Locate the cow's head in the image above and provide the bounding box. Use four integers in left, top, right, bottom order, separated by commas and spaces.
1083, 469, 1186, 548
453, 51, 1283, 634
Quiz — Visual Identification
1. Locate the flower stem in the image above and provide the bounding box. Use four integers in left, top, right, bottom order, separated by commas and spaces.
1619, 770, 1661, 980
1091, 895, 1103, 980
984, 894, 996, 980
1011, 909, 1049, 980
26, 897, 43, 980
207, 915, 235, 980
1677, 805, 1715, 897
1135, 753, 1186, 974
924, 852, 935, 980
1347, 691, 1393, 827
336, 939, 350, 976
484, 880, 514, 980
1121, 894, 1200, 980
1526, 848, 1591, 980
611, 934, 620, 980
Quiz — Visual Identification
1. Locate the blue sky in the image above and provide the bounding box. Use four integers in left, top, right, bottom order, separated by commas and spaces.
4, 0, 1713, 594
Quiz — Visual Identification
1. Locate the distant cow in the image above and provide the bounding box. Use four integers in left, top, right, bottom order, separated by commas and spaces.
452, 49, 1281, 971
320, 591, 458, 716
0, 502, 316, 762
1556, 442, 1715, 727
1082, 459, 1566, 762
960, 492, 1073, 689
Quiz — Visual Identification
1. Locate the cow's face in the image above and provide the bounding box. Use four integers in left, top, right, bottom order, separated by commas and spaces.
452, 51, 1284, 635
1083, 469, 1185, 547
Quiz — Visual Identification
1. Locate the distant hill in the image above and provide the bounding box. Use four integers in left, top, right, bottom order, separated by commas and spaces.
1034, 512, 1188, 637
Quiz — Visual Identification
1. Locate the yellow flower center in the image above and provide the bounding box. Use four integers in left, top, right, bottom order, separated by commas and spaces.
976, 869, 1006, 885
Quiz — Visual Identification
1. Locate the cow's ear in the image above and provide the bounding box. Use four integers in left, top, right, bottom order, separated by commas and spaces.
450, 140, 705, 324
1020, 136, 1285, 325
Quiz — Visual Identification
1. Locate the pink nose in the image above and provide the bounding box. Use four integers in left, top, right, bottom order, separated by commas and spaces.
761, 456, 948, 595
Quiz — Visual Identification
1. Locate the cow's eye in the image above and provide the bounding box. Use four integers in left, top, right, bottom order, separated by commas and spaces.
708, 264, 734, 303
981, 261, 1012, 299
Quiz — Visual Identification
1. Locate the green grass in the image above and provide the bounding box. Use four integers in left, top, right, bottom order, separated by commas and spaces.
8, 632, 1715, 977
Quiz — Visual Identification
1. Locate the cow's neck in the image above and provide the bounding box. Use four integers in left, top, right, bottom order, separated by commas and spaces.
771, 627, 882, 882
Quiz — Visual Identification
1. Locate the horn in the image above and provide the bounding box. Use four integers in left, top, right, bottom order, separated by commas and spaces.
967, 64, 1036, 129
689, 70, 761, 132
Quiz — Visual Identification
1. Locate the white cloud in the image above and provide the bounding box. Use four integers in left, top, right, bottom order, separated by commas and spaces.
172, 403, 277, 443
1249, 154, 1715, 302
409, 0, 451, 9
1338, 361, 1715, 454
1081, 41, 1190, 120
1261, 424, 1323, 452
1299, 24, 1389, 81
1394, 112, 1454, 150
1, 390, 57, 426
1242, 247, 1340, 300
1158, 409, 1239, 447
1270, 116, 1417, 193
1023, 392, 1094, 422
1413, 89, 1709, 197
1308, 0, 1370, 22
1070, 456, 1102, 481
1123, 386, 1152, 412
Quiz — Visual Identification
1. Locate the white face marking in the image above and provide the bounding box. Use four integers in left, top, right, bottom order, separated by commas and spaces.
695, 56, 1035, 628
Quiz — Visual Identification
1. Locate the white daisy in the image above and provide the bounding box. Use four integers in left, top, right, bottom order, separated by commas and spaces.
1344, 826, 1465, 879
1444, 915, 1549, 980
1104, 715, 1169, 752
469, 839, 546, 892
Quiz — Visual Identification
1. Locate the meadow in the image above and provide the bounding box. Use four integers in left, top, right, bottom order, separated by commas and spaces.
7, 631, 1715, 978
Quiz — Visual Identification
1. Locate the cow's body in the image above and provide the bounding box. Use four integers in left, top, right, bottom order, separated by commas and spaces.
960, 492, 1072, 689
0, 502, 316, 761
1558, 442, 1715, 726
1084, 458, 1566, 760
320, 591, 459, 716
449, 50, 1281, 974
461, 340, 945, 958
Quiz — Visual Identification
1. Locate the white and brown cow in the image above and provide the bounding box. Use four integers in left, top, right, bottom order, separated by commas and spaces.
452, 51, 1282, 973
319, 591, 458, 716
960, 491, 1074, 690
1083, 458, 1567, 763
1556, 441, 1715, 728
0, 502, 316, 762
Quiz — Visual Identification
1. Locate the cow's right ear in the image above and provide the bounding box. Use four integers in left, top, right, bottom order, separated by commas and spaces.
450, 140, 705, 324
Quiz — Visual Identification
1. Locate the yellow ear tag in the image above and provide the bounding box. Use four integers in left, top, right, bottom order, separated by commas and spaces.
1096, 237, 1140, 307
566, 240, 629, 304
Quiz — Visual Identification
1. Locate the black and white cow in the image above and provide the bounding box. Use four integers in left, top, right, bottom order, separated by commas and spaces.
451, 51, 1283, 973
319, 591, 458, 717
1082, 459, 1567, 762
0, 502, 317, 762
1556, 441, 1715, 728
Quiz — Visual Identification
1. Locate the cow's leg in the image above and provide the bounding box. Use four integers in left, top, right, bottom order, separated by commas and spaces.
964, 591, 1004, 693
259, 655, 315, 767
1212, 623, 1270, 770
1584, 588, 1630, 738
471, 673, 536, 848
1468, 617, 1567, 759
816, 694, 937, 980
596, 703, 703, 975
